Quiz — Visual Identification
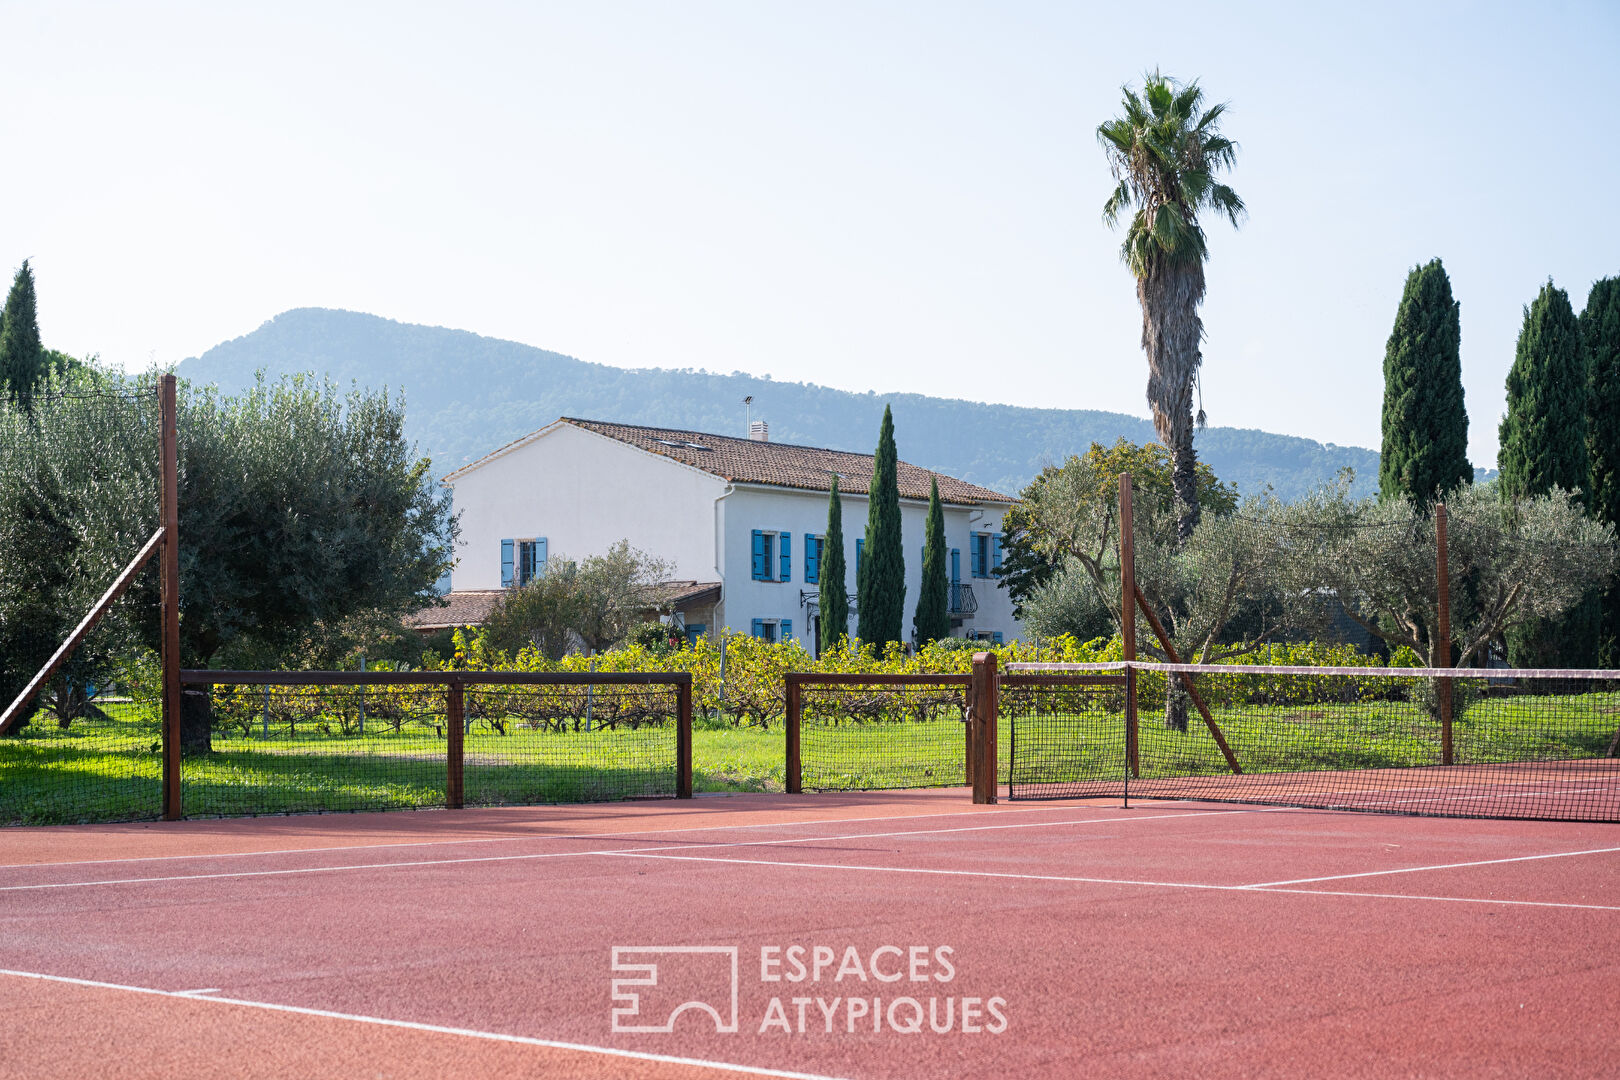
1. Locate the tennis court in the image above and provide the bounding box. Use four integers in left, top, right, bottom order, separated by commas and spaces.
4, 787, 1617, 1079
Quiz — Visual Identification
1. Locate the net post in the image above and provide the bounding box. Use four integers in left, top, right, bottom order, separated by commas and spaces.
1119, 473, 1139, 778
970, 651, 998, 804
446, 678, 465, 809
676, 675, 693, 798
1436, 502, 1454, 766
785, 674, 802, 794
159, 374, 183, 821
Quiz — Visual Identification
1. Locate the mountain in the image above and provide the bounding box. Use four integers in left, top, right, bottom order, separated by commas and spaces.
178, 307, 1389, 500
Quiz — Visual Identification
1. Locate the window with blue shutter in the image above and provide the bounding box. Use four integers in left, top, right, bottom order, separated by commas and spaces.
779, 532, 791, 582
991, 534, 1003, 572
752, 530, 767, 580
856, 538, 864, 575
781, 619, 792, 640
500, 539, 514, 588
805, 534, 820, 583
971, 534, 989, 578
752, 618, 765, 638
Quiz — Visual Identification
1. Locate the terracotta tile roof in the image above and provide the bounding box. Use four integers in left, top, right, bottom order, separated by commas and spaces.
561, 418, 1015, 505
635, 580, 723, 609
403, 590, 503, 630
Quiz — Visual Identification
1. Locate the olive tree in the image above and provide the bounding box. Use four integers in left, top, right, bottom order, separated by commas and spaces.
482, 541, 673, 660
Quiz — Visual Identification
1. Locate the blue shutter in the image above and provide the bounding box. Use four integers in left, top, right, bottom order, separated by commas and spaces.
780, 532, 791, 582
536, 537, 548, 578
992, 631, 1004, 645
951, 548, 960, 584
856, 538, 864, 574
500, 539, 514, 588
752, 530, 766, 580
991, 534, 1003, 571
782, 619, 793, 639
805, 534, 819, 583
752, 618, 765, 639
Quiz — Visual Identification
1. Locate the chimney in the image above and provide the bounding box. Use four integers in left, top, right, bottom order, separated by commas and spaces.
749, 420, 769, 442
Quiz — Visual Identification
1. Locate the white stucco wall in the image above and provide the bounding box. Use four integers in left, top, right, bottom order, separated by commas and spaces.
447, 424, 726, 589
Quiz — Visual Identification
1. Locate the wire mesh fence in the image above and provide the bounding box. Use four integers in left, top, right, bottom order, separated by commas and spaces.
1004, 663, 1620, 821
1, 381, 165, 825
789, 675, 973, 791
463, 682, 683, 804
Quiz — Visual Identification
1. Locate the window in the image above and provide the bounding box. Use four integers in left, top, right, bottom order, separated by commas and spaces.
750, 618, 793, 642
752, 530, 775, 581
501, 537, 547, 587
970, 534, 990, 578
804, 534, 823, 584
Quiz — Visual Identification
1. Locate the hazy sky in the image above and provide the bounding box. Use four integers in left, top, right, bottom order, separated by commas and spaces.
5, 1, 1616, 467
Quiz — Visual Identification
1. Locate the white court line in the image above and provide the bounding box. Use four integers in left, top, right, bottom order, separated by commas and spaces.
600, 851, 1620, 912
172, 988, 221, 996
0, 809, 1254, 893
1241, 845, 1620, 888
0, 802, 1125, 870
0, 969, 848, 1080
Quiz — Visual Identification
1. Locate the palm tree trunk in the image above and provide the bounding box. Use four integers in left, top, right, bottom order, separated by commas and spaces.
1137, 260, 1205, 541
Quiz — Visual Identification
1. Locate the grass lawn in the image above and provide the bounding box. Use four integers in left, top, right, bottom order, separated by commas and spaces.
3, 690, 1615, 825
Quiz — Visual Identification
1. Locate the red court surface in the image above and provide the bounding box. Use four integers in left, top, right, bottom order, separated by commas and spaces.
3, 789, 1618, 1079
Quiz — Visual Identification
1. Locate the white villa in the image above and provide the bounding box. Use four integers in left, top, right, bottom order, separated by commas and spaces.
437, 417, 1021, 654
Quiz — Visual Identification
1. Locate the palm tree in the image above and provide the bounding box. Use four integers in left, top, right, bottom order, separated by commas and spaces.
1098, 71, 1244, 541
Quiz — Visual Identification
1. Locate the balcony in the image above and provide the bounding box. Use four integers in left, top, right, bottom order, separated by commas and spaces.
950, 583, 977, 617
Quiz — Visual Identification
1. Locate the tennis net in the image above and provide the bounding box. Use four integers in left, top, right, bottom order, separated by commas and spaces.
1003, 662, 1620, 821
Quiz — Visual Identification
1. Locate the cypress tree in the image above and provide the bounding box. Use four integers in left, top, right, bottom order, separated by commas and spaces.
1500, 280, 1595, 665
857, 405, 905, 646
818, 476, 849, 647
912, 477, 951, 645
1580, 277, 1620, 664
0, 261, 46, 408
1499, 281, 1588, 500
1379, 259, 1471, 503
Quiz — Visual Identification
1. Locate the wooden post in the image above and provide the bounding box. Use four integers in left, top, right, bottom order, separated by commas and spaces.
1436, 502, 1454, 766
676, 676, 693, 799
785, 675, 802, 794
1119, 474, 1139, 778
446, 679, 465, 809
159, 374, 182, 820
970, 651, 998, 804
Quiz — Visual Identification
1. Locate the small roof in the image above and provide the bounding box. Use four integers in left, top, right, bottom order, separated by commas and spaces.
403, 590, 503, 631
447, 417, 1014, 505
635, 579, 723, 610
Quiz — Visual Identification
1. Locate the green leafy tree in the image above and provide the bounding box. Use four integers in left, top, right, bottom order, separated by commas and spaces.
1499, 281, 1595, 666
857, 406, 905, 646
163, 375, 456, 751
1379, 259, 1471, 504
1582, 277, 1620, 663
482, 541, 673, 660
0, 261, 46, 408
1098, 71, 1244, 540
912, 478, 951, 645
818, 477, 849, 647
997, 439, 1236, 621
0, 369, 156, 729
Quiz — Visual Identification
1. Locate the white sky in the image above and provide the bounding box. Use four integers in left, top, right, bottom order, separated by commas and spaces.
4, 1, 1617, 467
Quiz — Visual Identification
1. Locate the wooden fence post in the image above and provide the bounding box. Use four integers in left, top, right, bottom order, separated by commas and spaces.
1119, 473, 1139, 779
1436, 503, 1454, 766
160, 374, 182, 821
785, 675, 802, 794
970, 651, 998, 804
676, 676, 693, 798
446, 679, 465, 809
